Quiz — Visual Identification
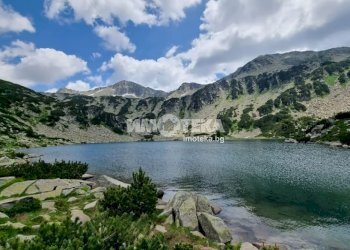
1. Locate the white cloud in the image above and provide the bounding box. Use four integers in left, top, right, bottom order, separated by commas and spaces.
44, 0, 201, 25
94, 26, 136, 53
92, 52, 101, 59
66, 80, 91, 91
99, 0, 350, 91
0, 1, 35, 34
44, 0, 156, 25
0, 40, 89, 87
100, 53, 216, 91
152, 0, 202, 24
46, 88, 58, 93
165, 46, 178, 58
183, 0, 350, 77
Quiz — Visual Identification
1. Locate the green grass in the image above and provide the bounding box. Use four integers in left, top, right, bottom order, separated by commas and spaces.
325, 75, 337, 86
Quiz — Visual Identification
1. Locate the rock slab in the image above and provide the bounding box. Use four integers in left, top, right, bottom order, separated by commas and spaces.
197, 212, 232, 243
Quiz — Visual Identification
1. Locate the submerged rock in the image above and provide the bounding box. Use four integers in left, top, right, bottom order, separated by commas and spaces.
197, 212, 232, 243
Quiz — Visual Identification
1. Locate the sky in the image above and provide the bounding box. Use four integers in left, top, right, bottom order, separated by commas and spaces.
1, 0, 350, 93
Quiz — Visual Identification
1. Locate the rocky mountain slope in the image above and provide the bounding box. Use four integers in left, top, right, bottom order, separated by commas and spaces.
1, 47, 350, 148
58, 80, 167, 98
166, 82, 203, 99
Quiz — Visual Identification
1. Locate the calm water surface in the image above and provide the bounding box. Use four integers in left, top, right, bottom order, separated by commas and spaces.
22, 140, 350, 249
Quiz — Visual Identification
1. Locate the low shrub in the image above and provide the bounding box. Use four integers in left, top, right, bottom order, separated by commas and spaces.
101, 169, 158, 218
0, 160, 88, 179
335, 111, 350, 120
133, 235, 168, 250
174, 243, 194, 250
1, 197, 41, 217
3, 214, 155, 249
339, 132, 350, 145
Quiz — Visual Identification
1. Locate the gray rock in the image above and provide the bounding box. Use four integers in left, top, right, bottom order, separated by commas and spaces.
0, 176, 15, 188
62, 188, 76, 196
196, 194, 213, 214
190, 231, 205, 238
0, 212, 9, 219
68, 197, 78, 203
102, 175, 130, 188
240, 242, 258, 250
0, 156, 15, 166
91, 187, 106, 193
82, 174, 94, 180
155, 225, 167, 233
16, 234, 36, 242
211, 204, 222, 215
75, 189, 87, 195
41, 201, 56, 212
167, 191, 192, 211
1, 221, 26, 229
71, 209, 91, 223
93, 192, 104, 200
177, 197, 198, 230
0, 197, 36, 210
197, 212, 232, 243
0, 180, 35, 197
84, 200, 97, 210
284, 138, 298, 143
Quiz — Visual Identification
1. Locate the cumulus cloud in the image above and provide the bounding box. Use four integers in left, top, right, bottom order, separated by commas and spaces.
44, 0, 156, 25
44, 0, 201, 25
0, 40, 89, 87
104, 0, 350, 90
0, 1, 35, 34
100, 53, 216, 91
184, 0, 350, 77
46, 88, 58, 93
152, 0, 202, 24
66, 80, 91, 91
94, 26, 135, 53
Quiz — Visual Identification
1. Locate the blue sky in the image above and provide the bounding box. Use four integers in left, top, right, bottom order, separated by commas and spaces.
1, 0, 350, 92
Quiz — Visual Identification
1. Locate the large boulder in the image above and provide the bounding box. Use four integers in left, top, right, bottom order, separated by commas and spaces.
197, 212, 232, 243
177, 197, 198, 230
167, 191, 192, 210
195, 194, 213, 214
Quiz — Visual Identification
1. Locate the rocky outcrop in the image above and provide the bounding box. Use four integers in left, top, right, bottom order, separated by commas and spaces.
164, 191, 229, 243
197, 212, 232, 243
0, 179, 95, 210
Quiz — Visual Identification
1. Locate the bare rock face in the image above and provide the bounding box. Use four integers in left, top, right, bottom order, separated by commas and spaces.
197, 212, 232, 243
165, 191, 231, 244
177, 196, 198, 230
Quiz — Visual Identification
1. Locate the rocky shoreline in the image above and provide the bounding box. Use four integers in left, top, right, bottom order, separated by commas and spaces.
0, 172, 286, 249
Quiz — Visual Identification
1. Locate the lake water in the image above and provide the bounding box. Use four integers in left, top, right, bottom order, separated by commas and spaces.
22, 140, 350, 249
